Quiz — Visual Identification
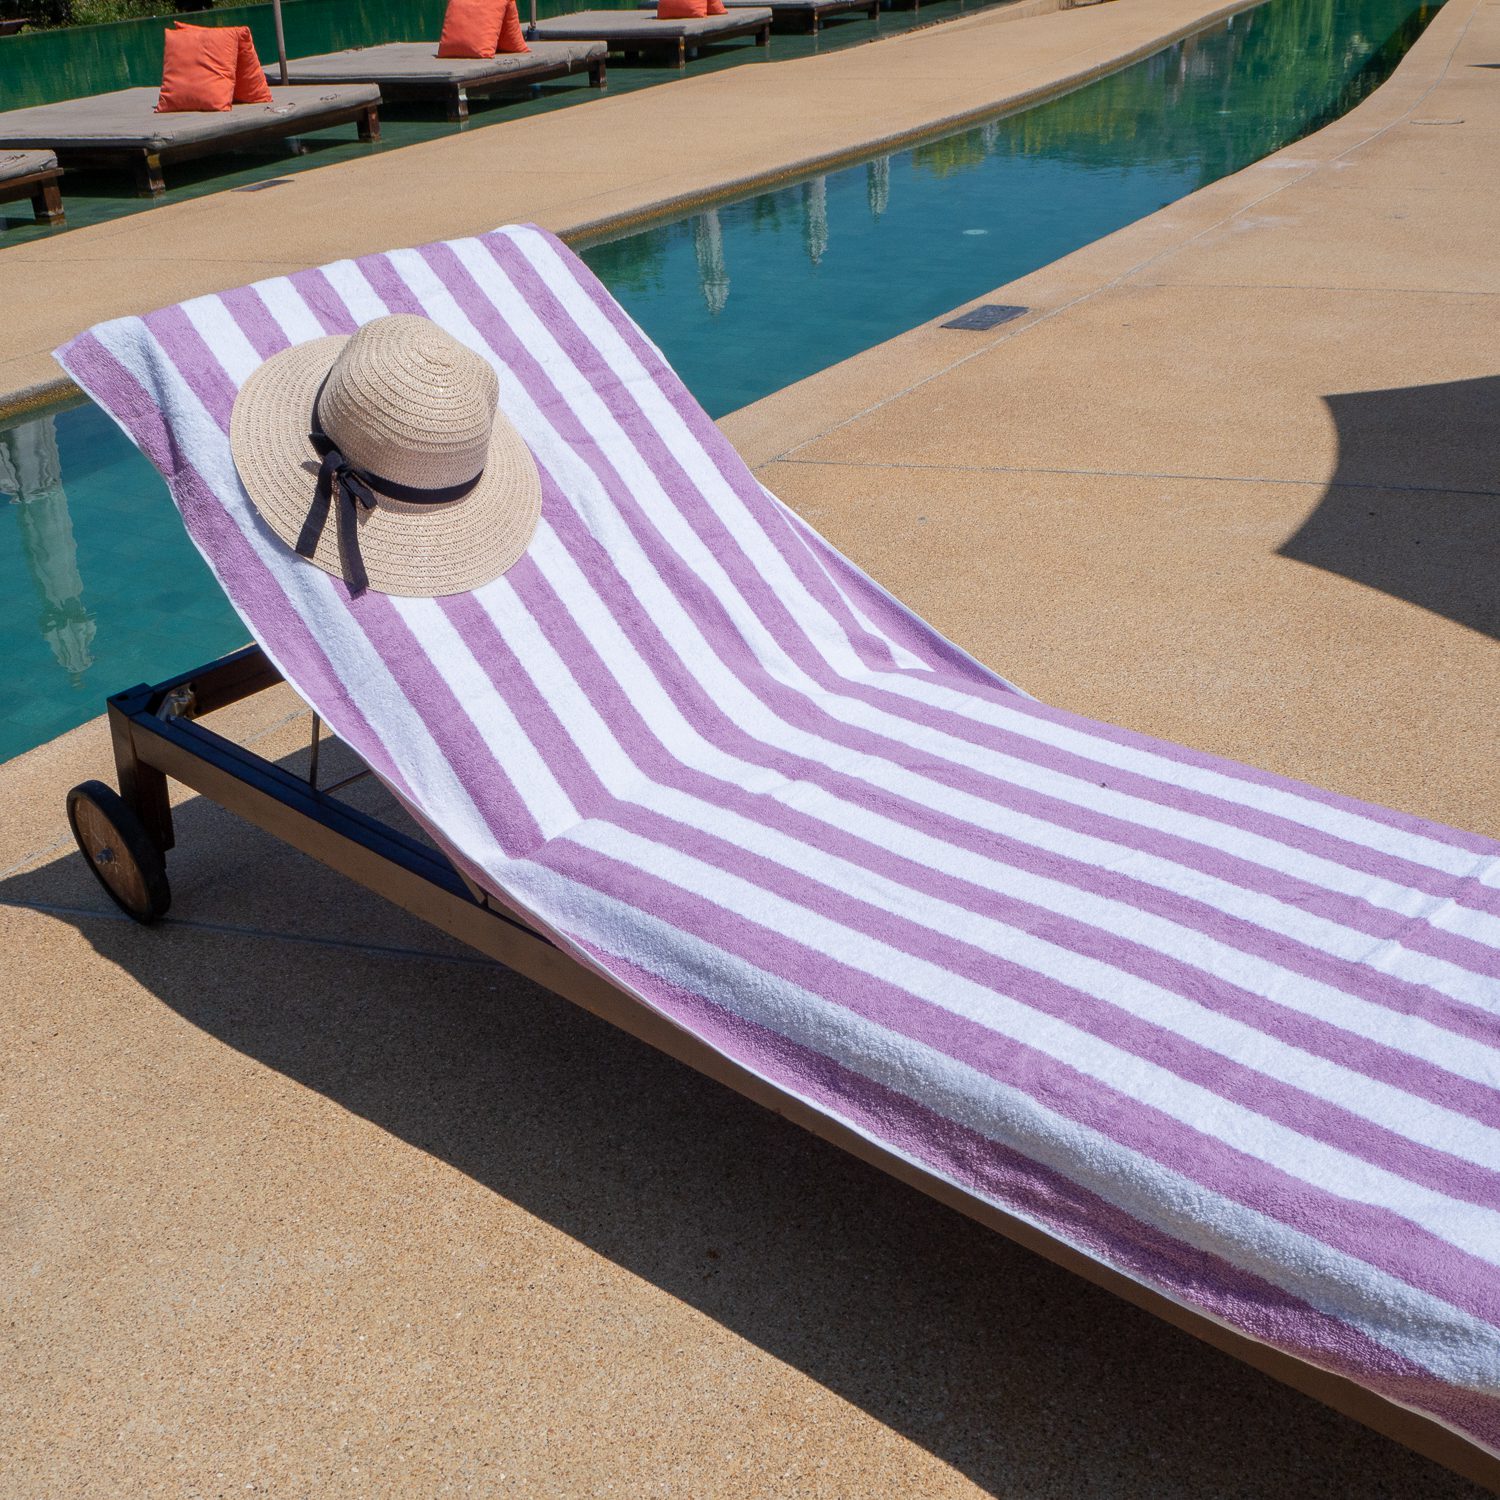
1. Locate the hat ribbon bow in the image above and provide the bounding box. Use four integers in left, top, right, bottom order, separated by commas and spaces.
300, 437, 380, 598
299, 388, 485, 598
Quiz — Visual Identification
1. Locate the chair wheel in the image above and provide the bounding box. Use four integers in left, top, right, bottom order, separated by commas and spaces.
66, 780, 171, 925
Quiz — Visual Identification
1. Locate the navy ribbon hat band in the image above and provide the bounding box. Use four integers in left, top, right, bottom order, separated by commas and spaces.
298, 386, 485, 598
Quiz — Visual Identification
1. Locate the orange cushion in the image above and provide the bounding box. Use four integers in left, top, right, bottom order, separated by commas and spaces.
155, 24, 238, 113
706, 0, 727, 12
437, 0, 505, 57
496, 0, 530, 53
658, 0, 708, 15
175, 23, 273, 104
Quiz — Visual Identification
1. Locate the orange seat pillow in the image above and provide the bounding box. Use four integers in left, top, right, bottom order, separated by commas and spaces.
707, 0, 727, 12
496, 0, 530, 53
437, 0, 506, 57
155, 24, 239, 113
174, 22, 273, 104
658, 0, 708, 15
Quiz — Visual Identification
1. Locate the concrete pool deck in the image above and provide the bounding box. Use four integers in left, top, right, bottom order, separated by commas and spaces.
3, 0, 1498, 1494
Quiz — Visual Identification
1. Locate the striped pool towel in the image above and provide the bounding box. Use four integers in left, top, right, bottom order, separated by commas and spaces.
58, 224, 1500, 1457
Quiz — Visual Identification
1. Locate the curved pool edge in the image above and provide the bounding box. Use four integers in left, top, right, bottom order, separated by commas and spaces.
0, 0, 1283, 418
720, 0, 1472, 467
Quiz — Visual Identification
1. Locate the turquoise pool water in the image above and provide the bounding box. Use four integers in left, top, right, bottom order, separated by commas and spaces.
0, 0, 1441, 761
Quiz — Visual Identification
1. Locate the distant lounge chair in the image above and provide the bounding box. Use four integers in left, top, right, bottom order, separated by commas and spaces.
636, 0, 880, 33
269, 40, 607, 122
0, 146, 61, 223
0, 85, 380, 197
528, 8, 773, 68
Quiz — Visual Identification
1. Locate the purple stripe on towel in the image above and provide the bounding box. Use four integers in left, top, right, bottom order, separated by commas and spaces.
217, 285, 294, 361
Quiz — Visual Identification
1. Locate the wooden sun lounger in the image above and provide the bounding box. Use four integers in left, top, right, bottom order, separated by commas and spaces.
637, 0, 880, 33
270, 40, 608, 123
528, 8, 773, 68
0, 85, 380, 197
63, 644, 1500, 1498
724, 0, 879, 31
0, 147, 62, 224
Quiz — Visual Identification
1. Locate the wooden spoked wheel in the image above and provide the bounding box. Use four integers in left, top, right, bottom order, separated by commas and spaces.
66, 780, 171, 925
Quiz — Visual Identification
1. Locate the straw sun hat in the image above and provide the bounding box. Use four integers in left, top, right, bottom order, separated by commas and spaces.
229, 314, 540, 598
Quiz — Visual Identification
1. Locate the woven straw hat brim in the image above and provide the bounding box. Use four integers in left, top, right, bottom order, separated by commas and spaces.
229, 334, 541, 599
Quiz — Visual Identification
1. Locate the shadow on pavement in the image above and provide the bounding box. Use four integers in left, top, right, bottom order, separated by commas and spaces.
1279, 377, 1500, 638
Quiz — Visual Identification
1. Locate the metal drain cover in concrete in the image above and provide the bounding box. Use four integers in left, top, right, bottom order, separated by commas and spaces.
941, 304, 1027, 331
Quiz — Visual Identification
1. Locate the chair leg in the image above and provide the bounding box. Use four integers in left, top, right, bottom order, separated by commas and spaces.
446, 85, 469, 122
590, 58, 608, 89
675, 36, 687, 67
108, 701, 174, 856
134, 152, 165, 197
358, 104, 381, 142
32, 176, 64, 224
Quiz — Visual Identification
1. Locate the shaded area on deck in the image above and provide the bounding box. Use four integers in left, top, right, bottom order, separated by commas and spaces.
1281, 377, 1500, 639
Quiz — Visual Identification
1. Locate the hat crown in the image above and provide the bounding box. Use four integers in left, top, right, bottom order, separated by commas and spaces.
318, 315, 500, 494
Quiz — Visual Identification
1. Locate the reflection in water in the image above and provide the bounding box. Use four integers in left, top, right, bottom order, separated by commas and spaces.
0, 414, 95, 686
693, 209, 730, 316
866, 155, 890, 219
802, 175, 828, 267
584, 0, 1438, 418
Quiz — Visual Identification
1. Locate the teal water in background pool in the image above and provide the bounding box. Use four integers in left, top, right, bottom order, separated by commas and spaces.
582, 0, 1438, 414
0, 0, 1442, 760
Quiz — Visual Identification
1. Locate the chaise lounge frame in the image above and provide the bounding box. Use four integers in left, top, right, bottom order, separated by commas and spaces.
0, 158, 63, 223
271, 44, 607, 123
776, 0, 881, 33
6, 97, 379, 198
72, 641, 1500, 1497
354, 56, 605, 124
634, 0, 880, 34
531, 12, 772, 69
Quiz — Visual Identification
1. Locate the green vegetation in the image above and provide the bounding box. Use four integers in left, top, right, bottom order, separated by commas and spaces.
3, 0, 214, 27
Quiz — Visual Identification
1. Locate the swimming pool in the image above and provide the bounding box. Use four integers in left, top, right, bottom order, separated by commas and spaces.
0, 0, 1442, 762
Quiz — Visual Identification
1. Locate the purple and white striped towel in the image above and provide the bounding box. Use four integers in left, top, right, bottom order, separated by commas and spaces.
58, 225, 1500, 1456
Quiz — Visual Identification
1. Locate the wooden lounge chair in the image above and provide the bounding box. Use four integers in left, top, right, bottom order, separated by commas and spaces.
269, 40, 607, 123
0, 85, 380, 197
0, 146, 61, 223
54, 225, 1500, 1495
636, 0, 880, 33
528, 8, 773, 67
715, 0, 878, 31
